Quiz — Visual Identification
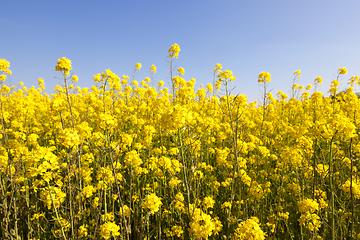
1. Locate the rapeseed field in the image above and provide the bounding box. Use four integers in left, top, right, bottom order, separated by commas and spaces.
0, 44, 359, 239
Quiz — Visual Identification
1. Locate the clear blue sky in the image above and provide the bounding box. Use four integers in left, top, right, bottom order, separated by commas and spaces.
2, 0, 360, 103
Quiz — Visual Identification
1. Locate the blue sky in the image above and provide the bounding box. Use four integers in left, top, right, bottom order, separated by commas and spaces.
2, 0, 360, 103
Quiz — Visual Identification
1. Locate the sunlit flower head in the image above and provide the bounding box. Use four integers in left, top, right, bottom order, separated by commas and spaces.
131, 80, 138, 87
158, 81, 165, 87
206, 83, 213, 93
177, 67, 185, 75
314, 76, 322, 85
298, 198, 319, 213
294, 70, 302, 77
258, 71, 271, 83
150, 64, 157, 73
55, 57, 72, 76
72, 75, 79, 82
142, 193, 162, 214
276, 91, 288, 100
348, 75, 360, 86
328, 79, 340, 94
331, 80, 340, 86
135, 63, 142, 70
0, 59, 11, 75
234, 217, 265, 240
100, 222, 120, 239
212, 63, 222, 73
217, 69, 236, 82
338, 67, 347, 75
168, 43, 181, 58
93, 73, 101, 82
292, 83, 299, 90
301, 91, 310, 99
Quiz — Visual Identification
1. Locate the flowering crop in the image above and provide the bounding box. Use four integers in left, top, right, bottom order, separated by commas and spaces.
0, 46, 360, 240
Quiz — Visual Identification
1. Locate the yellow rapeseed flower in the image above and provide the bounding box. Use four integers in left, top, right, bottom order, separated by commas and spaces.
135, 63, 142, 70
0, 59, 11, 75
158, 81, 165, 87
72, 75, 78, 82
177, 67, 185, 75
233, 217, 265, 240
55, 57, 72, 76
202, 196, 215, 210
218, 69, 236, 82
142, 193, 162, 214
298, 198, 319, 213
294, 70, 302, 77
212, 63, 222, 73
258, 71, 271, 83
314, 76, 323, 85
168, 43, 181, 58
99, 222, 120, 239
150, 64, 157, 73
189, 205, 216, 239
338, 67, 347, 75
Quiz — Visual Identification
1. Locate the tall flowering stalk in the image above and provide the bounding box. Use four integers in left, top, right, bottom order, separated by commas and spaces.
168, 43, 181, 95
258, 71, 271, 141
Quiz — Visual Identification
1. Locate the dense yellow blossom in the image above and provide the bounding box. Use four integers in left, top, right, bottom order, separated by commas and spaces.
168, 43, 181, 58
124, 150, 143, 168
99, 222, 120, 239
0, 58, 11, 75
298, 198, 319, 213
338, 67, 347, 74
202, 196, 215, 210
1, 49, 360, 240
55, 57, 72, 76
340, 178, 360, 199
212, 63, 222, 73
177, 67, 185, 75
78, 225, 88, 237
72, 75, 78, 82
294, 70, 302, 77
142, 193, 162, 213
258, 71, 271, 83
135, 62, 142, 70
218, 69, 236, 82
150, 64, 156, 73
189, 205, 216, 239
314, 76, 322, 85
298, 212, 321, 231
233, 217, 265, 240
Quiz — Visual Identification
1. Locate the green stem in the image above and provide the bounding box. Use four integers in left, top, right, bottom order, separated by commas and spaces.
329, 139, 335, 240
66, 151, 74, 237
47, 181, 67, 240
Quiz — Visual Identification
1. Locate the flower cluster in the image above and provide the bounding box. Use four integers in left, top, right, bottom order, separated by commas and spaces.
233, 217, 266, 240
189, 205, 216, 239
0, 59, 11, 81
168, 43, 181, 58
55, 57, 72, 76
258, 71, 271, 83
141, 193, 162, 214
